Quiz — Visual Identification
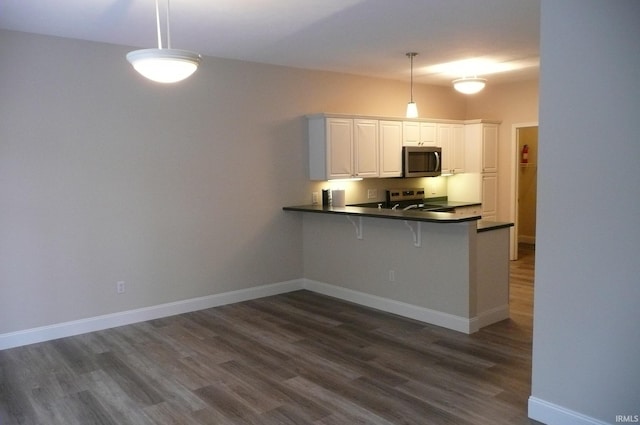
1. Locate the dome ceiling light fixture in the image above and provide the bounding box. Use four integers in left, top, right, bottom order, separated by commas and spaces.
452, 76, 487, 95
126, 0, 202, 84
406, 52, 419, 118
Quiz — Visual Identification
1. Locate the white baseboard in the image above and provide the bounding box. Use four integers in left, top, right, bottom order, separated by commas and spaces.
0, 279, 303, 350
469, 304, 510, 333
301, 279, 475, 333
528, 396, 610, 425
2, 278, 505, 350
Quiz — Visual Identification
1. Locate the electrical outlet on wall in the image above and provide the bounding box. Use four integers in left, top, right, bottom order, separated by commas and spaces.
367, 189, 377, 199
116, 281, 126, 294
312, 192, 319, 205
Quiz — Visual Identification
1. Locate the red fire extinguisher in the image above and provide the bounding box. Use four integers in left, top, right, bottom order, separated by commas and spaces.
521, 144, 529, 164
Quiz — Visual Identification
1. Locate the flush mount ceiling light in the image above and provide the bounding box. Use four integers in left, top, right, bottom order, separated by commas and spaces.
452, 77, 487, 95
406, 52, 419, 118
126, 0, 201, 83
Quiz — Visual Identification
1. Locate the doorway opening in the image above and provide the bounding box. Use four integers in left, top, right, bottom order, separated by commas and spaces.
510, 123, 538, 260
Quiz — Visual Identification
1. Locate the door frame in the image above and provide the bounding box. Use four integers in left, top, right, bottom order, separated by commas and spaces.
509, 122, 538, 260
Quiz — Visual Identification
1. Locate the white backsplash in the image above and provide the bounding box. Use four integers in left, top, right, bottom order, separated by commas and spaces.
446, 173, 482, 202
424, 176, 448, 198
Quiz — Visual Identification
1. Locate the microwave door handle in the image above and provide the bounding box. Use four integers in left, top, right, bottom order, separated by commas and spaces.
434, 151, 440, 171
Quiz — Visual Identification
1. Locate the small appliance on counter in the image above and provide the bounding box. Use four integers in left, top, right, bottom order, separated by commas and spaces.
322, 189, 331, 206
332, 190, 346, 207
321, 188, 346, 207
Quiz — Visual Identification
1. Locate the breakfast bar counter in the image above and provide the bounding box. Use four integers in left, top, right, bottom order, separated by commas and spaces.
284, 205, 513, 333
283, 204, 513, 232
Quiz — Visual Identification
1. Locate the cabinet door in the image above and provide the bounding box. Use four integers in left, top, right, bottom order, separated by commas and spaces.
481, 173, 498, 221
440, 123, 464, 174
482, 124, 499, 173
403, 121, 437, 146
438, 124, 452, 174
452, 124, 465, 173
420, 122, 437, 146
353, 119, 379, 178
402, 121, 420, 146
379, 120, 403, 177
327, 118, 354, 179
464, 122, 499, 174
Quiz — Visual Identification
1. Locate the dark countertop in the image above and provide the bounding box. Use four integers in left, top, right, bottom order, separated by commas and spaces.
283, 204, 513, 231
424, 200, 482, 208
283, 204, 479, 224
477, 220, 514, 232
349, 197, 481, 210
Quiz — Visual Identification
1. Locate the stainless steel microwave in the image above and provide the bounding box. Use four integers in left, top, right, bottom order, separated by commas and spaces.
402, 146, 442, 177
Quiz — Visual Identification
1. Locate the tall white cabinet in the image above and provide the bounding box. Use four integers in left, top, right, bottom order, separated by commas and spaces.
463, 121, 500, 221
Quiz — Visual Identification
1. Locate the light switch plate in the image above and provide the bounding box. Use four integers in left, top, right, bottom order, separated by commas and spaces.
367, 189, 377, 199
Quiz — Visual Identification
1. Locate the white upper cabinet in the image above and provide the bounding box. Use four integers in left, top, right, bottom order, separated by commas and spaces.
379, 120, 403, 177
402, 121, 437, 146
464, 122, 499, 174
438, 123, 465, 174
309, 115, 380, 180
309, 116, 351, 180
326, 118, 354, 178
309, 114, 497, 183
353, 119, 379, 178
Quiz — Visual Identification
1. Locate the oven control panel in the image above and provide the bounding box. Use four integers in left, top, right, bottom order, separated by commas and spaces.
385, 188, 425, 204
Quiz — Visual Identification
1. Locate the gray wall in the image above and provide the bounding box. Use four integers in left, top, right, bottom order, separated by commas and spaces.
302, 214, 476, 318
531, 0, 640, 422
0, 30, 466, 334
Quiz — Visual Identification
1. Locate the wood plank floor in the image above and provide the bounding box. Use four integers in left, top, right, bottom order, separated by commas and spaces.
1, 245, 539, 424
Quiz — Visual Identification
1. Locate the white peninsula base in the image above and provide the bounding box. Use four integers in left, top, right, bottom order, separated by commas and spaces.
300, 213, 510, 334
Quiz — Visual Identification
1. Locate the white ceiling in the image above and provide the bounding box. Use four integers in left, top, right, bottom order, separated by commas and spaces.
0, 0, 540, 86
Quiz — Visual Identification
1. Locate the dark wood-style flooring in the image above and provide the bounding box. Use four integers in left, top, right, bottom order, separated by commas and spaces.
1, 245, 538, 424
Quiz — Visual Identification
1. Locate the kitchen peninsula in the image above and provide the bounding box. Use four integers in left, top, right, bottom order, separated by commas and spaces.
283, 204, 513, 333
